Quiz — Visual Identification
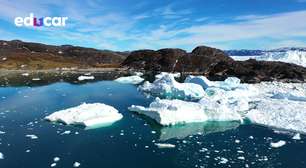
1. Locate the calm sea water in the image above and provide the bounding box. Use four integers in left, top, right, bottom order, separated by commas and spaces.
0, 72, 305, 168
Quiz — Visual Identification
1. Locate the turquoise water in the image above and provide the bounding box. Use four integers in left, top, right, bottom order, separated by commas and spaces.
0, 73, 305, 168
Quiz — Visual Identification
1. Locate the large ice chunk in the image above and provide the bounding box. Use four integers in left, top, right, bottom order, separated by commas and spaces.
155, 72, 181, 79
45, 103, 123, 128
245, 98, 306, 134
128, 98, 242, 126
184, 76, 242, 91
115, 76, 144, 84
184, 75, 218, 89
138, 74, 205, 99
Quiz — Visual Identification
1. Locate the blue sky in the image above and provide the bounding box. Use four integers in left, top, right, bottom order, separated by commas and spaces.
0, 0, 305, 52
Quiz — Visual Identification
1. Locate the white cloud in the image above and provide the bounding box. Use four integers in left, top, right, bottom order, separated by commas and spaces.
195, 17, 209, 21
267, 40, 306, 49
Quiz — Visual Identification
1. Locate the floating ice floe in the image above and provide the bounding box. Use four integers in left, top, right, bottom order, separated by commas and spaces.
73, 162, 81, 167
0, 152, 3, 159
22, 73, 29, 76
115, 76, 144, 84
128, 97, 242, 126
138, 74, 205, 99
292, 133, 301, 140
270, 140, 286, 148
155, 72, 181, 79
78, 76, 94, 81
154, 143, 175, 148
54, 157, 60, 162
45, 103, 123, 129
51, 163, 56, 167
133, 72, 143, 76
25, 134, 38, 139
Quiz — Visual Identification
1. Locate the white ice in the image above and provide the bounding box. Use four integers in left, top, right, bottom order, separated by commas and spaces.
231, 51, 306, 67
45, 103, 123, 128
256, 51, 306, 67
22, 73, 29, 76
73, 162, 81, 167
54, 157, 60, 162
115, 76, 144, 84
128, 97, 242, 126
154, 143, 176, 148
78, 76, 94, 81
155, 72, 181, 79
270, 140, 286, 148
25, 134, 38, 139
138, 74, 205, 99
133, 72, 143, 76
292, 133, 301, 140
0, 152, 3, 159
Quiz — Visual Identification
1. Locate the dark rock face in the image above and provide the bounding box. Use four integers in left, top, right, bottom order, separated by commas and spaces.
121, 45, 306, 83
0, 40, 127, 64
226, 59, 306, 83
121, 48, 187, 71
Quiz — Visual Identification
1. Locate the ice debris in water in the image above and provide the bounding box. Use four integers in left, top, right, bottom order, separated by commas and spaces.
54, 157, 60, 162
292, 133, 301, 140
155, 72, 180, 79
78, 76, 94, 81
51, 163, 56, 167
138, 74, 205, 99
128, 97, 242, 126
25, 134, 38, 139
73, 162, 81, 167
133, 72, 143, 76
115, 76, 144, 84
270, 140, 286, 148
45, 103, 123, 128
0, 152, 3, 159
154, 143, 176, 148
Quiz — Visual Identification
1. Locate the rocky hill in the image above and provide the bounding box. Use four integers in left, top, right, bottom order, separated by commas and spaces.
121, 46, 306, 83
0, 40, 127, 70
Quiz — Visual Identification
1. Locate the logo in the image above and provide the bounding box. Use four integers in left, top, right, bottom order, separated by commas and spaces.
14, 13, 68, 27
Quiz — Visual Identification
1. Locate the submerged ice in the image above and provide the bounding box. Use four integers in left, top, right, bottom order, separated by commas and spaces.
45, 103, 123, 128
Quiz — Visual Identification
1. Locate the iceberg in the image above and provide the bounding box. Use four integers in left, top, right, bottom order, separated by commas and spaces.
0, 152, 3, 159
45, 103, 123, 128
155, 72, 181, 79
138, 74, 205, 99
115, 76, 144, 84
78, 76, 94, 81
128, 97, 242, 126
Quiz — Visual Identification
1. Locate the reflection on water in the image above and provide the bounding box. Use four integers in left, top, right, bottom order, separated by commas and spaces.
132, 112, 240, 141
45, 119, 121, 130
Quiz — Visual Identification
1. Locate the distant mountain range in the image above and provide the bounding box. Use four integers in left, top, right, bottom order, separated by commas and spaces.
223, 47, 306, 56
